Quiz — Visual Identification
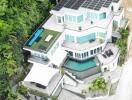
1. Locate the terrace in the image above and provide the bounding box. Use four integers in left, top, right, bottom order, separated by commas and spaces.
97, 43, 119, 65
25, 28, 61, 53
62, 38, 105, 51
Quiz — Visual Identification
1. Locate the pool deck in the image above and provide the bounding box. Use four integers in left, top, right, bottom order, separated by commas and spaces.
24, 29, 61, 53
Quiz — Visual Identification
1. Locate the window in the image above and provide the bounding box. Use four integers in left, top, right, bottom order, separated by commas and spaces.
90, 50, 93, 55
113, 20, 118, 28
68, 51, 73, 56
97, 48, 100, 53
65, 34, 74, 42
77, 15, 83, 23
99, 12, 106, 20
84, 53, 87, 58
87, 12, 98, 20
65, 15, 76, 23
76, 33, 96, 43
81, 53, 84, 58
97, 32, 106, 39
111, 6, 114, 11
86, 52, 89, 57
57, 16, 62, 23
100, 47, 102, 51
65, 15, 68, 21
94, 49, 96, 54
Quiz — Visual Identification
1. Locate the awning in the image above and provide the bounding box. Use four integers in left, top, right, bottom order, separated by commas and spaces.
51, 49, 67, 67
24, 63, 59, 86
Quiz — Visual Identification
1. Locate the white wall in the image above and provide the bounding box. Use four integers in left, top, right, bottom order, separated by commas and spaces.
63, 75, 77, 86
101, 52, 119, 72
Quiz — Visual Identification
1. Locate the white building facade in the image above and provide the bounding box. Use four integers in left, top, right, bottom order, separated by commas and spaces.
23, 0, 128, 97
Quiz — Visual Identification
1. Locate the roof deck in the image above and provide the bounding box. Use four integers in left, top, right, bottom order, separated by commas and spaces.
44, 13, 114, 33
25, 28, 61, 53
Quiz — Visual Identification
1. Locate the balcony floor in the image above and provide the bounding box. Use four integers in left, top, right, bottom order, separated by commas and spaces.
62, 39, 103, 51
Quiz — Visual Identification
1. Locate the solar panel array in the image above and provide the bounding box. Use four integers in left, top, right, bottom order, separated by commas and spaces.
81, 0, 113, 10
52, 0, 70, 11
53, 0, 120, 11
112, 0, 120, 3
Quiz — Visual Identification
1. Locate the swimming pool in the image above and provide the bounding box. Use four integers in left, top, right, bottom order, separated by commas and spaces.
28, 28, 44, 46
64, 58, 97, 72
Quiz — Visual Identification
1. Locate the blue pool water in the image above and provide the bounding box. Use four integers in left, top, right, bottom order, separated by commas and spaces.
28, 28, 44, 46
64, 58, 97, 71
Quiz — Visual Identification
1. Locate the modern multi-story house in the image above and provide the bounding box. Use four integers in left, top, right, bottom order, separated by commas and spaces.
22, 0, 128, 98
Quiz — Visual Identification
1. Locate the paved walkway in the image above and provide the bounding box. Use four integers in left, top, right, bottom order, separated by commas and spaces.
58, 89, 85, 100
115, 58, 132, 100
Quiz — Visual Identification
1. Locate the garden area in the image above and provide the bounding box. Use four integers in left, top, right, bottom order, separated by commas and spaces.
81, 77, 109, 97
116, 28, 129, 65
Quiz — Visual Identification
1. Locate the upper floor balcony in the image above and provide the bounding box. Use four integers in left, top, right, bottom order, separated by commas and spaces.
62, 38, 105, 51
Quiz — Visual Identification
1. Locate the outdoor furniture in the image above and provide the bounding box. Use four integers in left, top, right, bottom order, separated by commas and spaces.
102, 54, 107, 58
39, 45, 47, 51
45, 35, 53, 42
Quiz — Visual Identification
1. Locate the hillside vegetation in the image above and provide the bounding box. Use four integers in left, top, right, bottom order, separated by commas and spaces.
0, 0, 54, 99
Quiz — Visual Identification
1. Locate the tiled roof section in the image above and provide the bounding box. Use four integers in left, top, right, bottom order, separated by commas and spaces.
52, 0, 120, 11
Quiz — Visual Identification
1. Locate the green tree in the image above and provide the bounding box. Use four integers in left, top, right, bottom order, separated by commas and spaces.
0, 0, 54, 99
89, 77, 107, 93
116, 28, 129, 65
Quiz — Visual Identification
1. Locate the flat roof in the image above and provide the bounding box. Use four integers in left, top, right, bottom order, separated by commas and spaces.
43, 14, 113, 32
24, 63, 59, 86
52, 0, 120, 11
25, 28, 61, 53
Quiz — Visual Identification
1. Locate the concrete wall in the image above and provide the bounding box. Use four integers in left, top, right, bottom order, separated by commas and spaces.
66, 66, 101, 79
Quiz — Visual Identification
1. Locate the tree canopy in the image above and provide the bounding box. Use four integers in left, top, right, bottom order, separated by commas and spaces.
0, 0, 54, 99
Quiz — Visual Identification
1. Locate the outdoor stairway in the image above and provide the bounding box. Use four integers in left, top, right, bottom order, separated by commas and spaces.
65, 71, 84, 84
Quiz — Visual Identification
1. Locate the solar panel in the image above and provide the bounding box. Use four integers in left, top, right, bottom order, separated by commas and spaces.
52, 0, 70, 11
64, 0, 76, 8
71, 0, 85, 9
112, 0, 120, 3
53, 0, 119, 11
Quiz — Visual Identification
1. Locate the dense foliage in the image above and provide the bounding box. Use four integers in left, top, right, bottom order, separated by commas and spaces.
0, 0, 54, 99
81, 77, 107, 95
89, 77, 107, 92
116, 28, 129, 65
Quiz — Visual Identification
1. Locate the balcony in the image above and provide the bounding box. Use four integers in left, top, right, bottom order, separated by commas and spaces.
62, 39, 105, 51
28, 56, 49, 65
113, 7, 124, 16
97, 43, 119, 65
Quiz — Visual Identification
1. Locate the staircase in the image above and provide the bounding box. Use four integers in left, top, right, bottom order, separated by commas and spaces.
65, 71, 84, 84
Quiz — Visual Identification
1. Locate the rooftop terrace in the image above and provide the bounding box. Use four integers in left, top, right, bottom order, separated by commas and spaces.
25, 28, 61, 53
